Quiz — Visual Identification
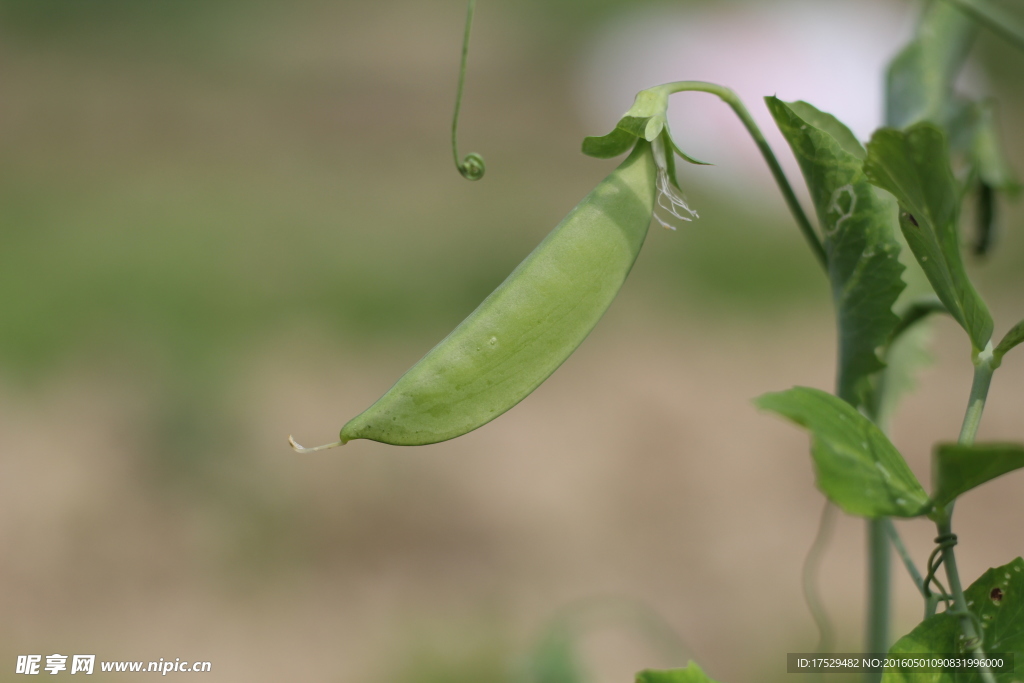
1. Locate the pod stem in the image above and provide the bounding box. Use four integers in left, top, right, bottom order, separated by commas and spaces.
288, 435, 344, 453
451, 0, 485, 180
657, 81, 827, 271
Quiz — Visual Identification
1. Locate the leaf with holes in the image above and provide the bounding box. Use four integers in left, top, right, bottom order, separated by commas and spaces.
756, 387, 930, 518
882, 557, 1024, 683
932, 443, 1024, 508
768, 97, 905, 409
864, 124, 994, 352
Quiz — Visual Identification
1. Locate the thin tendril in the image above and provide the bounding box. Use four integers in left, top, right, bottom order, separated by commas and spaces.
884, 519, 927, 598
452, 0, 485, 181
803, 501, 837, 657
923, 533, 958, 606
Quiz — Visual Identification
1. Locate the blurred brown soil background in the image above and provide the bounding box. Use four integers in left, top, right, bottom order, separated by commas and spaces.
0, 1, 1022, 681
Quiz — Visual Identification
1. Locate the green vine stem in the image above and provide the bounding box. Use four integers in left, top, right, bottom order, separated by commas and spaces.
932, 352, 998, 683
652, 84, 913, 666
657, 81, 827, 269
935, 516, 996, 683
958, 347, 995, 445
866, 520, 891, 682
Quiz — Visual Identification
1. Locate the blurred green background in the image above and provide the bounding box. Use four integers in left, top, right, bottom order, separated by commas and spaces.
0, 0, 1022, 681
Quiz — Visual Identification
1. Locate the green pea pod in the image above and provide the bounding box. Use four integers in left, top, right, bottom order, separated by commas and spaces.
292, 140, 657, 448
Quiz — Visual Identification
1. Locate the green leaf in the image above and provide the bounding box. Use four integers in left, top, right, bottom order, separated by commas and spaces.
883, 557, 1024, 683
885, 1, 976, 128
783, 100, 868, 159
659, 129, 681, 191
864, 124, 994, 352
994, 319, 1024, 364
637, 662, 721, 683
582, 127, 637, 159
874, 228, 943, 431
932, 443, 1024, 508
768, 97, 905, 408
756, 387, 931, 518
617, 115, 664, 142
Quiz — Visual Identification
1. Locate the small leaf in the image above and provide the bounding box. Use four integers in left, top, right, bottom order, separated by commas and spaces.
768, 97, 905, 408
932, 443, 1024, 508
883, 557, 1024, 683
659, 129, 681, 190
864, 124, 994, 352
994, 319, 1024, 364
614, 115, 663, 142
637, 662, 721, 683
756, 387, 931, 518
582, 127, 638, 159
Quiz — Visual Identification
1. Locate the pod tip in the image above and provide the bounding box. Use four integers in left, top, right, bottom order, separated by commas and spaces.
288, 435, 344, 453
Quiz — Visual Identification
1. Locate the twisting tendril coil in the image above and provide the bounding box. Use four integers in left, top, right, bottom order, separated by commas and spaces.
452, 0, 485, 180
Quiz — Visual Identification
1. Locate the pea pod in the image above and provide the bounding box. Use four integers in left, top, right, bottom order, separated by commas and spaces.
291, 140, 657, 448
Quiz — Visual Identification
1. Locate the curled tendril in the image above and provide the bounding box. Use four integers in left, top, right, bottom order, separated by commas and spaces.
457, 152, 486, 180
452, 0, 485, 181
923, 533, 958, 606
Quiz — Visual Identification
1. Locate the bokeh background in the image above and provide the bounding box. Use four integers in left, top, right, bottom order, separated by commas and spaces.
1, 0, 1023, 681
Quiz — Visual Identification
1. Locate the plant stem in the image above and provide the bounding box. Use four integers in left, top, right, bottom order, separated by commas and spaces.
958, 356, 994, 445
935, 515, 997, 683
865, 519, 890, 683
659, 81, 827, 270
931, 354, 998, 683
